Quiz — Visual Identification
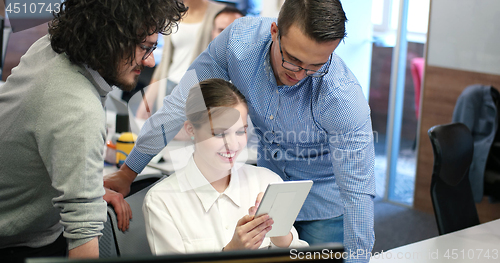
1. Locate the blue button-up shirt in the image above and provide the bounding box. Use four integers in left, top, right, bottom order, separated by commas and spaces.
126, 17, 375, 260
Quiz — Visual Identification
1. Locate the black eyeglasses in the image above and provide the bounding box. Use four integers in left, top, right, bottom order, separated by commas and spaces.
277, 32, 331, 77
139, 43, 157, 60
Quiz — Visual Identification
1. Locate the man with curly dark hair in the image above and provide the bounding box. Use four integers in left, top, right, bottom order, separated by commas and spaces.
0, 0, 186, 261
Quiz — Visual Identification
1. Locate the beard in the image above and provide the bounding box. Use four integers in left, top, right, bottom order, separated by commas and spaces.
114, 74, 140, 92
105, 65, 143, 92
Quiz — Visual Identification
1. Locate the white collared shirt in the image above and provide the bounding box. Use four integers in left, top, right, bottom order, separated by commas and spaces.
143, 157, 308, 255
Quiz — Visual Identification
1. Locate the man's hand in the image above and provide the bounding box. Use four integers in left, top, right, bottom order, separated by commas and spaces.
103, 188, 132, 232
224, 214, 273, 251
103, 163, 137, 197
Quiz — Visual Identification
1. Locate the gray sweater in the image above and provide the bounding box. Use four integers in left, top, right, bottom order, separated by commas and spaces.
0, 35, 108, 250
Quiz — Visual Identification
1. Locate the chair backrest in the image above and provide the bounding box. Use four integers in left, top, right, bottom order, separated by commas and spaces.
428, 123, 480, 235
99, 173, 164, 258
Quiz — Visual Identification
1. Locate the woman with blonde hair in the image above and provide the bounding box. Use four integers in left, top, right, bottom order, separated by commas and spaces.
143, 79, 307, 254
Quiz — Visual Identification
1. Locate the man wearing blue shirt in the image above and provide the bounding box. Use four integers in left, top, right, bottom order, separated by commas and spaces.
106, 0, 375, 261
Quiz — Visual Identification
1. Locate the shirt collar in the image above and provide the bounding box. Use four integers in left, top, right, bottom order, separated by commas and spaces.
180, 157, 241, 212
224, 166, 241, 207
83, 65, 115, 106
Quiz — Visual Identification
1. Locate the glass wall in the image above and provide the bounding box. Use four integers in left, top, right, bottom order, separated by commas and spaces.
370, 0, 430, 205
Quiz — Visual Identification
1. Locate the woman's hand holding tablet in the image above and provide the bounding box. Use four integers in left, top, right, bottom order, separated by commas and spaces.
253, 180, 313, 237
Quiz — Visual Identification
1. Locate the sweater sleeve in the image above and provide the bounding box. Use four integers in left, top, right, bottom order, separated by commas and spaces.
35, 83, 107, 250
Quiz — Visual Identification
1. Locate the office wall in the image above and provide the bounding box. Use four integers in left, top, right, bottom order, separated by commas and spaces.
426, 0, 500, 75
260, 0, 284, 17
414, 0, 500, 222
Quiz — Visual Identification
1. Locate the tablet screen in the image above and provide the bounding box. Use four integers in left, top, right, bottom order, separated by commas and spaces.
255, 180, 313, 237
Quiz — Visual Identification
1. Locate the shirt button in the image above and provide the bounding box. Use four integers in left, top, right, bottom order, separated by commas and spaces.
277, 144, 280, 147
225, 225, 229, 230
276, 90, 279, 94
270, 115, 274, 120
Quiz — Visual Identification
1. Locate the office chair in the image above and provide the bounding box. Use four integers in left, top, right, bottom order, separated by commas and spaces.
100, 173, 164, 258
428, 123, 480, 235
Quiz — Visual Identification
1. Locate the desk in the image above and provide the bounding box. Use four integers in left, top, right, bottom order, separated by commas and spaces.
369, 219, 500, 262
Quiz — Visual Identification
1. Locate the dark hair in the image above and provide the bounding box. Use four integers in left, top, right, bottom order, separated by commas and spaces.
186, 79, 247, 129
48, 0, 187, 79
214, 6, 245, 22
278, 0, 347, 42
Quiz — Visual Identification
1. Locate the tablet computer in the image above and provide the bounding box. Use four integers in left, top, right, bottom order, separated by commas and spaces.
255, 180, 313, 237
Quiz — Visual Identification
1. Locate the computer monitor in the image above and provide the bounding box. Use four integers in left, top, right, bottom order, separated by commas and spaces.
27, 243, 345, 263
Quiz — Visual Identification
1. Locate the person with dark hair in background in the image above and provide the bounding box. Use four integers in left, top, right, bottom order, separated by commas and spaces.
0, 0, 186, 261
136, 0, 226, 120
106, 0, 375, 262
211, 6, 244, 40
